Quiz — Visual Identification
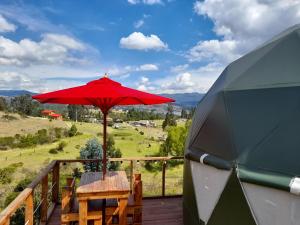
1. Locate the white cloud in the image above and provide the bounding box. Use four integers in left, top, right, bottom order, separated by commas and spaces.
141, 76, 149, 84
152, 63, 224, 93
161, 73, 195, 93
0, 14, 16, 32
120, 32, 168, 51
186, 39, 241, 64
128, 0, 139, 4
191, 0, 300, 65
134, 19, 144, 29
0, 72, 40, 90
143, 0, 163, 5
128, 0, 163, 5
138, 64, 159, 71
170, 64, 189, 73
137, 76, 156, 91
0, 33, 86, 66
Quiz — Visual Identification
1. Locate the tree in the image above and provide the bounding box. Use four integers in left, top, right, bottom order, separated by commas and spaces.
80, 138, 103, 172
107, 134, 122, 170
67, 105, 88, 122
0, 97, 8, 111
10, 94, 41, 116
162, 104, 177, 130
160, 120, 191, 157
68, 124, 78, 137
79, 136, 122, 172
181, 108, 188, 119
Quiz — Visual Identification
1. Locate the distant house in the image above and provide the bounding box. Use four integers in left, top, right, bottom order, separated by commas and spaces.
41, 109, 54, 117
50, 113, 63, 120
42, 109, 63, 120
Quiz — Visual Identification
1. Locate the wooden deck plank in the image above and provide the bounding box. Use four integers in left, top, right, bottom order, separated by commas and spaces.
47, 197, 183, 225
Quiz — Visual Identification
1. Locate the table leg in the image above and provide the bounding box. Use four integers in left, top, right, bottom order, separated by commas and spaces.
119, 198, 128, 225
79, 200, 88, 225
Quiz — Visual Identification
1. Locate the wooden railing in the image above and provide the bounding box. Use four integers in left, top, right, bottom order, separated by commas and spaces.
0, 156, 183, 225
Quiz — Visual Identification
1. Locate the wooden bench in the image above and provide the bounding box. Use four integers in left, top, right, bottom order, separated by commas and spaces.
61, 174, 142, 225
61, 177, 119, 225
127, 174, 142, 225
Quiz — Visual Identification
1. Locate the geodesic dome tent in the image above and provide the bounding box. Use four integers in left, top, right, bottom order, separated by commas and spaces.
183, 24, 300, 225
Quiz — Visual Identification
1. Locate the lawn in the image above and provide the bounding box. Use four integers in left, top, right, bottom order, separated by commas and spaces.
0, 117, 183, 209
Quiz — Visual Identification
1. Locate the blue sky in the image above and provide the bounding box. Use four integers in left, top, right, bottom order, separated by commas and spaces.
0, 0, 300, 93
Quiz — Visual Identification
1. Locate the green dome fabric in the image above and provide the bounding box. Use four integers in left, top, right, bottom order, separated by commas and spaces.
186, 24, 300, 190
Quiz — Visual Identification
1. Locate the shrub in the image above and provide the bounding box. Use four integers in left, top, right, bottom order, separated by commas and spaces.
49, 148, 58, 154
54, 127, 63, 138
0, 163, 22, 184
57, 141, 67, 151
14, 178, 32, 192
139, 131, 144, 135
36, 129, 49, 144
68, 124, 78, 137
1, 114, 18, 121
80, 139, 103, 172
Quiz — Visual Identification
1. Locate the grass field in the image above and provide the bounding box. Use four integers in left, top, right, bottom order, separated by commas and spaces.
0, 115, 183, 209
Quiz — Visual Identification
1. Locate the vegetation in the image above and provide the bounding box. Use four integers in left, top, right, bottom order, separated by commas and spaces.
0, 162, 23, 184
80, 138, 103, 172
160, 122, 190, 156
106, 134, 122, 170
0, 117, 184, 208
10, 94, 42, 116
0, 97, 8, 111
124, 108, 164, 121
0, 127, 74, 149
162, 104, 177, 130
68, 124, 78, 137
68, 105, 88, 122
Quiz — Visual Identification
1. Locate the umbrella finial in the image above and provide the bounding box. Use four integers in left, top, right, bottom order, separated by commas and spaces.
104, 73, 108, 78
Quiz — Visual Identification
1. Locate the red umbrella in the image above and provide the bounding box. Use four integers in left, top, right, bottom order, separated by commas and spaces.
33, 75, 174, 178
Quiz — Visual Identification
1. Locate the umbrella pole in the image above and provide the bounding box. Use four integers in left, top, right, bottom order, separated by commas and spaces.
102, 111, 107, 180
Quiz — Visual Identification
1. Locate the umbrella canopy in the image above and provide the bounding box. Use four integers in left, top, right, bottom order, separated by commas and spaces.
33, 75, 174, 178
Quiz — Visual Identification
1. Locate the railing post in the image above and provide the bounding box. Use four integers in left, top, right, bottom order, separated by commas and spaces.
130, 160, 134, 193
3, 218, 9, 225
41, 174, 48, 224
52, 162, 59, 204
25, 192, 34, 225
162, 160, 167, 197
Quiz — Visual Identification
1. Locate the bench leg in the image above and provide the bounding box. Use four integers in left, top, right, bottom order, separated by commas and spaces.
94, 220, 101, 225
119, 198, 128, 225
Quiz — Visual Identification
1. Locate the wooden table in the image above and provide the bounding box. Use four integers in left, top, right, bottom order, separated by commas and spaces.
76, 171, 130, 225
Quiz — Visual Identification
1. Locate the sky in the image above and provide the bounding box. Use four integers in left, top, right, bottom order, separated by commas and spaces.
0, 0, 300, 94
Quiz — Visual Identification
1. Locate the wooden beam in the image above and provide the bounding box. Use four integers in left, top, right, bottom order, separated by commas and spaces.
41, 174, 48, 224
25, 192, 34, 225
130, 160, 134, 193
52, 162, 59, 204
162, 160, 167, 197
79, 200, 87, 225
0, 188, 32, 225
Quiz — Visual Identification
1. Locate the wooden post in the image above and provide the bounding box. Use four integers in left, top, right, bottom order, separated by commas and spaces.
162, 160, 167, 197
102, 111, 107, 180
41, 175, 48, 224
79, 200, 87, 225
3, 219, 9, 225
52, 163, 59, 204
130, 160, 134, 193
25, 192, 34, 225
119, 198, 128, 225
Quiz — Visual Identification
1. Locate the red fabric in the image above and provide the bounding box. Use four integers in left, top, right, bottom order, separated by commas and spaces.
41, 109, 54, 114
50, 113, 61, 117
33, 77, 174, 112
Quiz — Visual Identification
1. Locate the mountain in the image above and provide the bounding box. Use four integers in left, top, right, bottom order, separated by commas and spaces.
161, 92, 205, 108
0, 90, 36, 97
0, 89, 205, 108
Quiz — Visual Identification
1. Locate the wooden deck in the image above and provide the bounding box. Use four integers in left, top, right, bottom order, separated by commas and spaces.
48, 197, 183, 225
